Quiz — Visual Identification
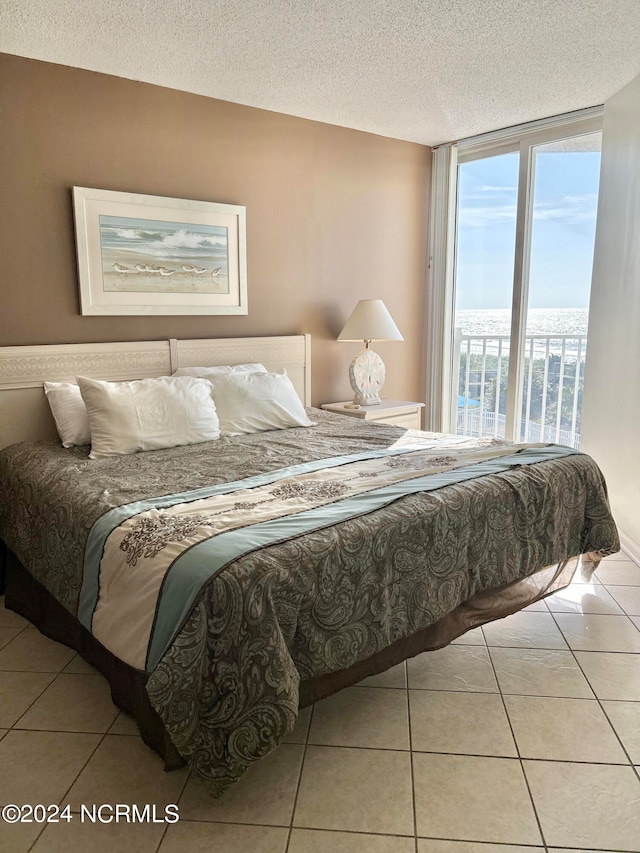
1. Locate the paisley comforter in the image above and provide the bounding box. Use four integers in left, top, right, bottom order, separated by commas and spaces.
0, 410, 620, 796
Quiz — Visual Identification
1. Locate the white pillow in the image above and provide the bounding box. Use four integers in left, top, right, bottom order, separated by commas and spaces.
44, 381, 91, 447
173, 363, 267, 378
210, 371, 314, 435
77, 375, 220, 459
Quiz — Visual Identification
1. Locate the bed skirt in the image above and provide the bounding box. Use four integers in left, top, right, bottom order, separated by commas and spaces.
5, 548, 186, 770
3, 545, 595, 771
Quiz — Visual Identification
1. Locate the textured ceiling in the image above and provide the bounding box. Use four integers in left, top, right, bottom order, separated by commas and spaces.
2, 0, 640, 145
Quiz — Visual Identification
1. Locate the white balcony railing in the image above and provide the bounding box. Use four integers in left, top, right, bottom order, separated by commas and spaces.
454, 333, 587, 449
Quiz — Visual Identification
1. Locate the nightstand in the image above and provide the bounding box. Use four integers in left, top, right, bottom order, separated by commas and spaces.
321, 400, 425, 430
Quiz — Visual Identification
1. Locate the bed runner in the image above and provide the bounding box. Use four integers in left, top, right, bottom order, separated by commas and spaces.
79, 440, 577, 671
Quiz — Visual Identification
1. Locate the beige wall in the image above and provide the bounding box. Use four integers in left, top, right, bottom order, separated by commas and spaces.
581, 71, 640, 550
0, 54, 430, 406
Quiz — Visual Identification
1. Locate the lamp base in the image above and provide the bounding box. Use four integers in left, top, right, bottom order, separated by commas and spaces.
348, 347, 385, 407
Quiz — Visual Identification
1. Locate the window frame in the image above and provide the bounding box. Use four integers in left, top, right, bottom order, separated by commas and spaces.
425, 106, 603, 435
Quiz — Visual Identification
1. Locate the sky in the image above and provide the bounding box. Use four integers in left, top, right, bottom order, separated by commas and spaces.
454, 145, 601, 311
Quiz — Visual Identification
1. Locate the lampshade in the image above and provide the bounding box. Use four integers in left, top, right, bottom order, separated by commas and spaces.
337, 299, 404, 343
337, 300, 403, 407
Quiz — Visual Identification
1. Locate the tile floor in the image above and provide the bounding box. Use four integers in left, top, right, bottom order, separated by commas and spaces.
1, 552, 639, 852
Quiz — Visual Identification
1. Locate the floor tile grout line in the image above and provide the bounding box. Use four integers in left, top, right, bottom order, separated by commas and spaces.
0, 667, 90, 673
486, 642, 548, 849
600, 579, 640, 630
284, 702, 314, 853
26, 818, 48, 850
361, 680, 640, 700
415, 838, 545, 848
404, 660, 419, 853
363, 678, 494, 690
154, 761, 192, 853
595, 585, 640, 618
153, 822, 171, 853
553, 606, 640, 646
25, 725, 110, 853
538, 845, 640, 853
263, 739, 635, 765
524, 761, 640, 777
54, 729, 110, 803
0, 623, 30, 650
410, 751, 630, 766
12, 723, 131, 736
6, 660, 120, 734
548, 609, 639, 776
9, 665, 67, 732
287, 740, 413, 754
187, 816, 416, 838
455, 643, 640, 655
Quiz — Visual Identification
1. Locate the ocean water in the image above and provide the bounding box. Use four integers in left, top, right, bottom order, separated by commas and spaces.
456, 308, 589, 337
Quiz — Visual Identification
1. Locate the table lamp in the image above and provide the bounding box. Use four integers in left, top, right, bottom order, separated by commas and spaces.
337, 299, 404, 407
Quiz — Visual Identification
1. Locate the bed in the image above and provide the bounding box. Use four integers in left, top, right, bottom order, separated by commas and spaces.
0, 334, 620, 798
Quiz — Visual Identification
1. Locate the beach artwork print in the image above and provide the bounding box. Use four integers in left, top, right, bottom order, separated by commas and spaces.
99, 216, 230, 295
73, 187, 247, 315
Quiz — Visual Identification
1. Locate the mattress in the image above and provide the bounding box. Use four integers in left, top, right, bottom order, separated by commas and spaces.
0, 409, 620, 796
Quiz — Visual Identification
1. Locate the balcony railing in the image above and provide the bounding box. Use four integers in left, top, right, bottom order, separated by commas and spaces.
454, 333, 587, 449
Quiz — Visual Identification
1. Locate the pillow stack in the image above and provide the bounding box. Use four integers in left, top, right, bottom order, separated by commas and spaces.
43, 362, 313, 457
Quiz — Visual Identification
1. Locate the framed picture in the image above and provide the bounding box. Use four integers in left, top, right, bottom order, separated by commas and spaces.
72, 187, 248, 315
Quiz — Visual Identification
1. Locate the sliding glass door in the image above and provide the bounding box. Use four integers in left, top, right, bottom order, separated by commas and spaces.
453, 151, 519, 438
451, 126, 601, 447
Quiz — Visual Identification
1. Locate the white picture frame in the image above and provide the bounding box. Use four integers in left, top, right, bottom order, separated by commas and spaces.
72, 187, 248, 315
